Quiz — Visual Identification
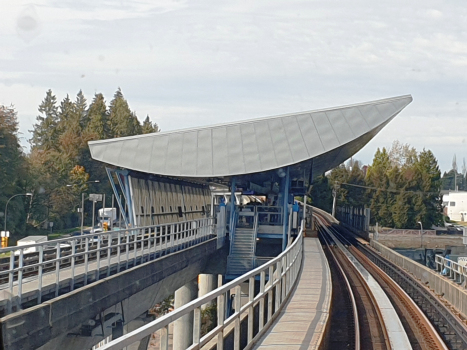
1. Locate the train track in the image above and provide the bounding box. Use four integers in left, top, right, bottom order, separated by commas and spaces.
320, 226, 386, 350
315, 210, 449, 350
319, 215, 391, 350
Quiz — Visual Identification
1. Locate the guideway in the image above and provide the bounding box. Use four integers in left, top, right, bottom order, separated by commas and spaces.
252, 238, 331, 349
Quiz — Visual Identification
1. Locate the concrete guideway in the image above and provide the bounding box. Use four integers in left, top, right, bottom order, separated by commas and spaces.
251, 238, 331, 350
317, 215, 412, 350
0, 237, 220, 350
99, 226, 306, 350
0, 218, 215, 315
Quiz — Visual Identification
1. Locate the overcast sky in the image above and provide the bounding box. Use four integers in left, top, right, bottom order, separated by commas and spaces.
1, 0, 466, 173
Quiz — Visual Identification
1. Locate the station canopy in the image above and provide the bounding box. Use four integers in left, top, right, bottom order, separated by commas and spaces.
89, 95, 412, 194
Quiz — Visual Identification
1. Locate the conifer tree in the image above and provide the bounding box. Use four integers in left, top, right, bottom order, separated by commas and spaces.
142, 115, 159, 134
108, 88, 142, 137
86, 93, 108, 139
75, 90, 88, 129
414, 149, 443, 227
0, 105, 29, 236
30, 89, 59, 150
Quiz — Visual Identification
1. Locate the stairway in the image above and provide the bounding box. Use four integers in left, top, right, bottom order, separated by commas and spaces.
226, 211, 257, 277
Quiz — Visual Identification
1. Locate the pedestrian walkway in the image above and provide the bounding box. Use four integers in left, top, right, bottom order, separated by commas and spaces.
252, 238, 331, 350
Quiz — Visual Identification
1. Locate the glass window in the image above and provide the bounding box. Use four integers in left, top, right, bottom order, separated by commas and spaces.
450, 202, 456, 207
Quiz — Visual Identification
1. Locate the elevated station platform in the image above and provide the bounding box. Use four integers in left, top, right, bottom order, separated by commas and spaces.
252, 237, 331, 350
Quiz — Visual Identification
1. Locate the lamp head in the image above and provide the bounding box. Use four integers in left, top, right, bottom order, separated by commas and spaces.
26, 193, 33, 196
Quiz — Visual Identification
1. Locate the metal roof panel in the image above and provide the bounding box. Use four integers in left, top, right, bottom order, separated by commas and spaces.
88, 95, 413, 178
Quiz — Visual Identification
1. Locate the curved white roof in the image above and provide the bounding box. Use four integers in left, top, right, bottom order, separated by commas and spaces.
89, 95, 412, 178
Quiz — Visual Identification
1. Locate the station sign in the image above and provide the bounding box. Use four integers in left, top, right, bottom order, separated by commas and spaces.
89, 194, 103, 202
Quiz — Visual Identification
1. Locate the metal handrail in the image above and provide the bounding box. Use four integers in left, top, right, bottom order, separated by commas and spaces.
0, 218, 215, 315
434, 254, 467, 285
100, 223, 304, 350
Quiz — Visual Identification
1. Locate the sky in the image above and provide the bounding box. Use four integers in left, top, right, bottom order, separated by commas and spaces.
1, 0, 466, 173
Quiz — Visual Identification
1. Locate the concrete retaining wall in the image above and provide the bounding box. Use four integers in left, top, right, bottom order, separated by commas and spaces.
371, 239, 467, 318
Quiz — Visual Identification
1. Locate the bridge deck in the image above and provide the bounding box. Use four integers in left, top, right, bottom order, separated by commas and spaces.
252, 237, 331, 350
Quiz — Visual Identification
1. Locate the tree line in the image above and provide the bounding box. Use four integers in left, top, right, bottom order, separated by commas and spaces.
311, 141, 444, 229
441, 155, 467, 191
0, 88, 158, 242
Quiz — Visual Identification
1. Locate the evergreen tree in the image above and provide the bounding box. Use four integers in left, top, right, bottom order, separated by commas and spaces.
392, 192, 410, 228
310, 175, 332, 213
108, 88, 142, 137
414, 149, 443, 227
366, 148, 394, 226
0, 105, 29, 237
86, 93, 108, 140
142, 115, 159, 134
27, 88, 159, 231
30, 89, 59, 150
75, 90, 88, 129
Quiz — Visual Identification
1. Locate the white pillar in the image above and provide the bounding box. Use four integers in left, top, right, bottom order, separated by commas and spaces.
199, 274, 217, 309
173, 278, 198, 350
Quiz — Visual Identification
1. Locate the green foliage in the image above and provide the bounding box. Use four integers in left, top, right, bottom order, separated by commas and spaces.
0, 105, 30, 236
310, 175, 332, 212
150, 295, 174, 317
142, 115, 159, 134
86, 93, 109, 139
108, 88, 142, 137
441, 169, 466, 191
365, 146, 443, 229
201, 303, 218, 336
313, 141, 443, 230
30, 89, 59, 150
21, 88, 159, 234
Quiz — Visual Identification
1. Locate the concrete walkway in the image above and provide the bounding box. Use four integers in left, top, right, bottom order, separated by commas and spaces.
252, 237, 332, 350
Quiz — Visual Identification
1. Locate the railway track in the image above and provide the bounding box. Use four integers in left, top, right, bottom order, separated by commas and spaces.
320, 227, 386, 350
315, 209, 449, 350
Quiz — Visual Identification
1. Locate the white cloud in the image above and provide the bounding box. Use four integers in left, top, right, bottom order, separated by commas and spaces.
0, 0, 466, 172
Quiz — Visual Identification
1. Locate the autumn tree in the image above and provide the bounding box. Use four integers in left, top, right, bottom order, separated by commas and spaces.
27, 88, 158, 230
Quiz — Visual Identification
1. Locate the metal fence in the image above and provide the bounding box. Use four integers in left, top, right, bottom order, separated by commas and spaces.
0, 218, 215, 315
100, 224, 304, 350
435, 255, 467, 286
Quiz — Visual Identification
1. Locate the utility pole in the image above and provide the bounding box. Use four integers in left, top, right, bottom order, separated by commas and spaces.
332, 183, 340, 217
80, 193, 84, 235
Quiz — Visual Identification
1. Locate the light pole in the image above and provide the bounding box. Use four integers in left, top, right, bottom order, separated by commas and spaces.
331, 183, 340, 218
418, 221, 424, 248
3, 193, 33, 245
68, 180, 100, 235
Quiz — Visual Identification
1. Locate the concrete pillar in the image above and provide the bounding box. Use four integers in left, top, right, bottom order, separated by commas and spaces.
198, 274, 217, 309
173, 278, 198, 350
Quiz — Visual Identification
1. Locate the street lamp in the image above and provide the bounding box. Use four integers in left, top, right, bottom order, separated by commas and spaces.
75, 180, 100, 235
418, 221, 424, 248
3, 193, 33, 246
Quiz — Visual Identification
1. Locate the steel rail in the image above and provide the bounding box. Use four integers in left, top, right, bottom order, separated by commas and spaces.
351, 245, 448, 350
316, 209, 456, 350
317, 215, 391, 350
319, 218, 360, 350
363, 243, 467, 350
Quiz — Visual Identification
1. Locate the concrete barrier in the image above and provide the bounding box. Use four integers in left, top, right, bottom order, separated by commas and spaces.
371, 239, 467, 318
